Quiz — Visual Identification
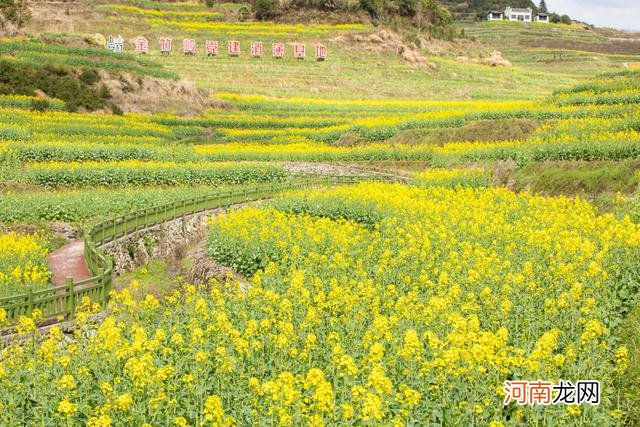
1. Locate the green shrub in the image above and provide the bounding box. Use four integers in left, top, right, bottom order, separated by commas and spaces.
29, 98, 49, 112
79, 68, 100, 85
253, 0, 279, 19
0, 0, 30, 27
359, 0, 379, 20
0, 60, 111, 112
111, 104, 124, 115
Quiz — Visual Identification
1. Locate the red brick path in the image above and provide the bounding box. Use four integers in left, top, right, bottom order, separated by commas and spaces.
47, 240, 92, 286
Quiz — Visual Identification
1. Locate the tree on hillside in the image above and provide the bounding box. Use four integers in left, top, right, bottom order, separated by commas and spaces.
467, 0, 537, 18
252, 0, 280, 19
0, 0, 30, 29
550, 12, 571, 24
359, 0, 379, 20
359, 0, 453, 37
538, 0, 547, 13
415, 0, 453, 37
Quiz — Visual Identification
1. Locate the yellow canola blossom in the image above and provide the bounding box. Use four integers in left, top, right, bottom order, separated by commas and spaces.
412, 168, 493, 188
106, 4, 223, 19
0, 184, 637, 424
214, 92, 537, 110
0, 232, 50, 298
145, 18, 366, 35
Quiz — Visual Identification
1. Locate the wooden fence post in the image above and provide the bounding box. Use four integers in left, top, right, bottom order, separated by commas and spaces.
97, 268, 104, 302
27, 287, 34, 317
105, 262, 113, 301
66, 277, 75, 319
4, 174, 360, 326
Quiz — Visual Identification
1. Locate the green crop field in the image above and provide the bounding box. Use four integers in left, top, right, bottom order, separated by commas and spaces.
1, 0, 640, 425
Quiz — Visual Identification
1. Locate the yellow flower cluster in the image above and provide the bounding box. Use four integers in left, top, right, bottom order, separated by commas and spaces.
214, 92, 536, 110
2, 71, 636, 171
1, 107, 173, 142
106, 4, 223, 20
0, 183, 637, 424
144, 17, 366, 35
412, 167, 492, 188
0, 232, 50, 299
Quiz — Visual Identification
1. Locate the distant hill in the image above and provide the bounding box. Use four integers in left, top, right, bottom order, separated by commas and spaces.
440, 0, 538, 20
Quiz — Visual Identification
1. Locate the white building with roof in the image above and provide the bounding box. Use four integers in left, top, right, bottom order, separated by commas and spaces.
535, 12, 550, 23
505, 6, 532, 22
487, 10, 504, 21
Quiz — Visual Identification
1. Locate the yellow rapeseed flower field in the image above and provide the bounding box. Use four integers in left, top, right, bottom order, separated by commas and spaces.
1, 183, 637, 425
0, 232, 50, 298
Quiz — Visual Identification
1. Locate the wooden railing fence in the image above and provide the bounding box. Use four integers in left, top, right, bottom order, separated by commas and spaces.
0, 174, 393, 324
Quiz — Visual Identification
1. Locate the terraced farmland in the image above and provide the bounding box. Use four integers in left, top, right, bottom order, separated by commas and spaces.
1, 1, 640, 425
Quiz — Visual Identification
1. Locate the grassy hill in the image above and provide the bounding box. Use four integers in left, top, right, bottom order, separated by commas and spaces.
441, 0, 537, 20
1, 1, 638, 235
457, 21, 640, 88
1, 2, 640, 425
8, 0, 635, 102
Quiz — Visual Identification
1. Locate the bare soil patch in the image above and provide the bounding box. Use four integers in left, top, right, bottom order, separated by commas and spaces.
521, 39, 640, 55
99, 71, 231, 116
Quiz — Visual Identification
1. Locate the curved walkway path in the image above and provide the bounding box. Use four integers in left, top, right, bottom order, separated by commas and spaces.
47, 240, 92, 286
45, 172, 406, 287
2, 174, 404, 331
